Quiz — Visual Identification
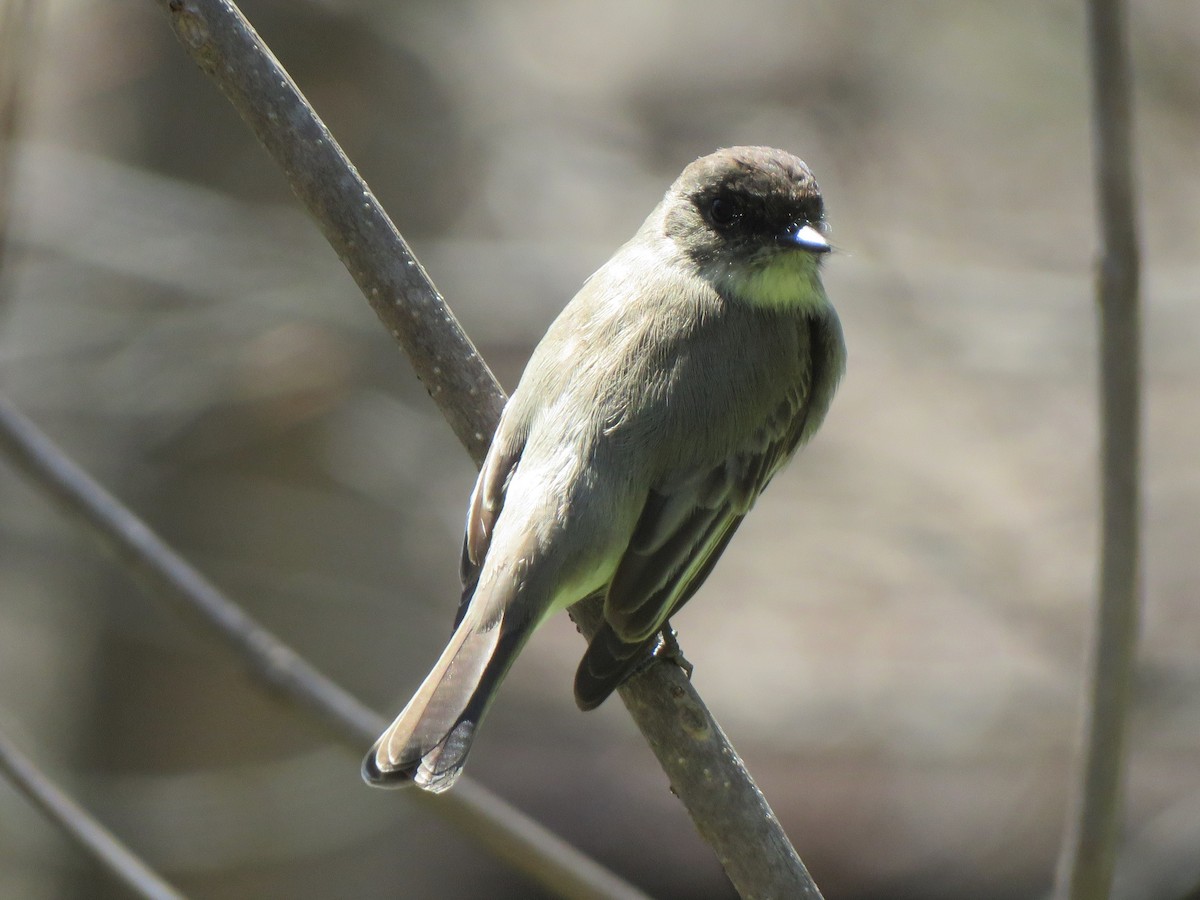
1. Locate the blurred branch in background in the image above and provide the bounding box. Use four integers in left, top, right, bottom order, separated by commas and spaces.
3, 0, 1198, 895
0, 729, 185, 900
152, 0, 825, 897
1056, 0, 1143, 898
0, 0, 39, 303
0, 394, 646, 900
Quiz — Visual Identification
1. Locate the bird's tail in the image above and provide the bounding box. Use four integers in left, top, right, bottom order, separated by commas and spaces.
574, 623, 660, 711
362, 610, 525, 793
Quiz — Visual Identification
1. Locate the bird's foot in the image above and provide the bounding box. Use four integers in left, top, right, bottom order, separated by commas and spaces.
651, 623, 694, 680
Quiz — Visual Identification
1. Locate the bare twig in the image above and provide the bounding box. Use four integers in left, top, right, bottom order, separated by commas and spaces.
1055, 1, 1142, 898
155, 0, 503, 467
0, 396, 646, 900
570, 603, 824, 899
0, 729, 186, 900
153, 1, 822, 896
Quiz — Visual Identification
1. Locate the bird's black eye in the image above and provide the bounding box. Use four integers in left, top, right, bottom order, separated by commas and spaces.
707, 196, 742, 228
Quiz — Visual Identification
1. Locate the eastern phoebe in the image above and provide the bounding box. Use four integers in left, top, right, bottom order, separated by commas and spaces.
364, 146, 845, 792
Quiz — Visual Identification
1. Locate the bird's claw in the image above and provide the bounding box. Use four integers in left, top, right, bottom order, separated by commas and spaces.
652, 624, 694, 680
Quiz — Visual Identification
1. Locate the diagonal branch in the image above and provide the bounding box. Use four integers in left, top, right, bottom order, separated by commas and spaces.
0, 728, 185, 900
150, 1, 823, 896
157, 0, 504, 467
1055, 1, 1142, 898
0, 396, 646, 900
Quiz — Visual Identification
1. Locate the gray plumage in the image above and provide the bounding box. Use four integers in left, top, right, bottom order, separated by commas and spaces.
364, 146, 846, 792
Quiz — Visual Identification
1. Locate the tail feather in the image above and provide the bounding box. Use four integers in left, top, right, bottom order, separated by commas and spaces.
363, 614, 524, 793
573, 624, 656, 711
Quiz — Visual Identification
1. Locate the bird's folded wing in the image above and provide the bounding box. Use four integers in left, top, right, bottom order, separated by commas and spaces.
456, 414, 528, 627
602, 379, 815, 644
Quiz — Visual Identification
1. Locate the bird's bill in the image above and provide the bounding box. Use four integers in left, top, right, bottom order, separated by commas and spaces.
778, 222, 831, 254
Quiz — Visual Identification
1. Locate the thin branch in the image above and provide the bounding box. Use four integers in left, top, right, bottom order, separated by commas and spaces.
571, 604, 825, 899
1055, 1, 1142, 898
0, 396, 646, 900
0, 729, 186, 900
153, 1, 822, 896
153, 5, 501, 465
156, 0, 503, 467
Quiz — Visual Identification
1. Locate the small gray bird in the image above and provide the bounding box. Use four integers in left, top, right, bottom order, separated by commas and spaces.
364, 146, 846, 792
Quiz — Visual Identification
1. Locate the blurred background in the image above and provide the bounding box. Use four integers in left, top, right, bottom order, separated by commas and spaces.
0, 1, 1197, 897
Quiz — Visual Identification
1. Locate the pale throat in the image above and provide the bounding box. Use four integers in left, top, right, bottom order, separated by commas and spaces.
708, 251, 829, 311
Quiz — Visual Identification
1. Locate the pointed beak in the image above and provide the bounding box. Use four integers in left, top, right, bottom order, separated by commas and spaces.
779, 222, 831, 254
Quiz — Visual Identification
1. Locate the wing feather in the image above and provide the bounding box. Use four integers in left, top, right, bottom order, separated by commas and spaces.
456, 412, 528, 629
574, 311, 844, 707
